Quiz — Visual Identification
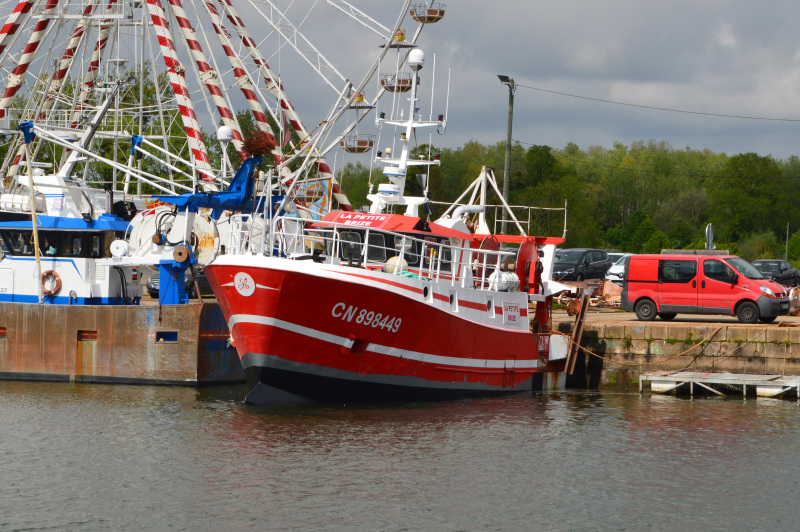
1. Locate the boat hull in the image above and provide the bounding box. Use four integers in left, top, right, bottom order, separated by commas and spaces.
206, 256, 550, 403
0, 301, 244, 385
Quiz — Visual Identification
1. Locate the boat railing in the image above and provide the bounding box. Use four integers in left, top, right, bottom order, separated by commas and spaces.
228, 213, 269, 255
429, 199, 568, 239
272, 217, 520, 292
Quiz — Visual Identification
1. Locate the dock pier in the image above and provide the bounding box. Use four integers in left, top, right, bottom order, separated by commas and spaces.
641, 371, 800, 398
553, 310, 800, 399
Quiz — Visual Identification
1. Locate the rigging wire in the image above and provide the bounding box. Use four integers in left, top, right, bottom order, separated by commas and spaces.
516, 83, 800, 122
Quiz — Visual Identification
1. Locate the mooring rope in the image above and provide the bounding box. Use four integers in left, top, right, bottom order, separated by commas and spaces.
551, 325, 727, 367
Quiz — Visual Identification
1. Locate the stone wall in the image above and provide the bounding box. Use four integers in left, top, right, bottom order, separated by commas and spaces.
555, 321, 800, 391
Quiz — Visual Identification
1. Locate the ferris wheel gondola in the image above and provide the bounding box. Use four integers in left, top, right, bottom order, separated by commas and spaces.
380, 73, 415, 93
410, 3, 446, 24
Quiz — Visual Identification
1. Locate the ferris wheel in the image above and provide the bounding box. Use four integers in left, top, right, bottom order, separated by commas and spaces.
0, 0, 447, 210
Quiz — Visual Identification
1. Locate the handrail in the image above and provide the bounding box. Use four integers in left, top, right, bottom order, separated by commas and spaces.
252, 216, 521, 291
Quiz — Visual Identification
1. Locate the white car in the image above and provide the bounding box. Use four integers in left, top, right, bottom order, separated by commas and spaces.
605, 253, 631, 286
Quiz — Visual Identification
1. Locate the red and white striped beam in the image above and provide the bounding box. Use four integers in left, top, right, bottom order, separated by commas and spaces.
8, 1, 99, 178
0, 0, 35, 59
217, 0, 353, 211
0, 0, 60, 120
68, 0, 118, 130
201, 0, 282, 165
167, 0, 246, 162
42, 1, 98, 117
146, 0, 215, 185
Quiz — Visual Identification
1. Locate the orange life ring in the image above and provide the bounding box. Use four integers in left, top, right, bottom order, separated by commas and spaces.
41, 270, 62, 296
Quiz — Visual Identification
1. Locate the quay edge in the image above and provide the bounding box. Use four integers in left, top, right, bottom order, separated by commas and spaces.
554, 312, 800, 391
0, 301, 244, 385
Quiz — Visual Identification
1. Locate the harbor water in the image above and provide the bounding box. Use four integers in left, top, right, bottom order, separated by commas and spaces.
2, 382, 800, 530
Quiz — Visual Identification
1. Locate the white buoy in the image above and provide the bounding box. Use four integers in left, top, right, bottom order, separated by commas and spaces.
383, 256, 408, 274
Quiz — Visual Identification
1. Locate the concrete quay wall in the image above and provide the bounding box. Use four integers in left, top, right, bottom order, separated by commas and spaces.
553, 316, 800, 390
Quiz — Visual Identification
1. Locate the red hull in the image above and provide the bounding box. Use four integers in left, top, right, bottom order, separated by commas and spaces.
206, 257, 549, 402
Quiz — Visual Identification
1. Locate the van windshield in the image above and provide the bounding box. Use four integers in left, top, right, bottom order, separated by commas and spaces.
727, 257, 765, 280
555, 250, 583, 264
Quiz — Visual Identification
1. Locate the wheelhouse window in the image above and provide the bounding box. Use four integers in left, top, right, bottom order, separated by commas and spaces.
422, 237, 452, 272
440, 247, 452, 272
366, 232, 387, 262
0, 230, 107, 258
338, 230, 362, 261
658, 260, 696, 283
394, 235, 420, 266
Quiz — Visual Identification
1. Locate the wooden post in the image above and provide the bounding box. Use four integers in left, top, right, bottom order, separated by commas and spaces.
565, 292, 589, 375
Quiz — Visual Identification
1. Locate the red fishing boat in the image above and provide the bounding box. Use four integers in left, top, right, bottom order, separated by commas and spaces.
205, 36, 573, 403
207, 209, 570, 403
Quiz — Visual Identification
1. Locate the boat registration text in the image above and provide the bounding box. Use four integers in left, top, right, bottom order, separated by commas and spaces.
332, 302, 402, 332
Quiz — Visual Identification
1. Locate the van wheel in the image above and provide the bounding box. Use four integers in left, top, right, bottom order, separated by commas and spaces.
736, 301, 760, 324
759, 315, 777, 324
658, 312, 677, 321
634, 299, 657, 321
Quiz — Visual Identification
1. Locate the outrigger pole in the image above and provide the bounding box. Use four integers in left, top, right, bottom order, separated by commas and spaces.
17, 122, 42, 303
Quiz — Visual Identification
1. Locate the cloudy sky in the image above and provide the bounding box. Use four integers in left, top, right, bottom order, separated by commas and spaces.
231, 0, 800, 160
5, 1, 800, 161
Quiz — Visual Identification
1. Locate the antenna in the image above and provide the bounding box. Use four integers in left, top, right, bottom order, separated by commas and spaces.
218, 126, 233, 180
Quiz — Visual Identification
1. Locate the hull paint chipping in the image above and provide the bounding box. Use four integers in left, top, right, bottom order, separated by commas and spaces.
0, 301, 244, 385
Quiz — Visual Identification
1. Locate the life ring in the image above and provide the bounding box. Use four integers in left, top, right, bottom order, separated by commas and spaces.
41, 270, 62, 296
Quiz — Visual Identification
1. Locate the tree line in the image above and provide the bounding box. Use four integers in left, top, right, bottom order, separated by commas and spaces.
337, 139, 800, 264
5, 67, 800, 265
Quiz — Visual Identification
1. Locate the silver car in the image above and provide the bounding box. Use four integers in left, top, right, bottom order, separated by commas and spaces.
605, 253, 632, 286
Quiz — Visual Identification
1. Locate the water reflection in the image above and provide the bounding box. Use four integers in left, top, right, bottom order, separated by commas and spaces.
2, 382, 800, 530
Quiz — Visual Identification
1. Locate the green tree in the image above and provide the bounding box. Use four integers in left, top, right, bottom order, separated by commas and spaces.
706, 153, 790, 241
738, 231, 782, 261
524, 144, 561, 186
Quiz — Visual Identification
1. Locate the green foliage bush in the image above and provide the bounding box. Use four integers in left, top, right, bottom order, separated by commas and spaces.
332, 138, 800, 260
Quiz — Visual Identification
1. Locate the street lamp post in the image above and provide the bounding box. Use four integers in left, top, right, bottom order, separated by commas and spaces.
498, 74, 515, 234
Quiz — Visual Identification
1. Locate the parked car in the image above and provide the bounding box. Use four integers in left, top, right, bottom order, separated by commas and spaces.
751, 259, 800, 287
553, 248, 612, 281
605, 253, 632, 287
622, 254, 791, 324
146, 269, 212, 299
607, 252, 625, 264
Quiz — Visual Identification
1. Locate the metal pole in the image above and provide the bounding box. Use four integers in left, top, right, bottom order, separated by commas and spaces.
24, 141, 42, 304
502, 79, 515, 234
786, 221, 789, 260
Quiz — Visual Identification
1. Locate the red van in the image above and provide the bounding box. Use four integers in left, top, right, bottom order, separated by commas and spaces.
622, 254, 791, 323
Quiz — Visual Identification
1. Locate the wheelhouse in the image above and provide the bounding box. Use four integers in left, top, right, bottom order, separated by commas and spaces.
0, 229, 116, 258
